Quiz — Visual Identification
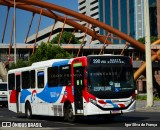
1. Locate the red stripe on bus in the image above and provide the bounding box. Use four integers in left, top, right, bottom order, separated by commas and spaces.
118, 104, 125, 108
9, 90, 17, 103
98, 100, 106, 104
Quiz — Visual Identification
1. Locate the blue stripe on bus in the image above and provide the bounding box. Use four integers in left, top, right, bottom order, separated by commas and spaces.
20, 86, 63, 103
20, 89, 31, 103
106, 100, 119, 108
52, 60, 69, 66
36, 84, 63, 103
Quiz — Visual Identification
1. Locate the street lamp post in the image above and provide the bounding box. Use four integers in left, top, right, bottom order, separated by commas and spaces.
14, 0, 17, 64
144, 0, 154, 107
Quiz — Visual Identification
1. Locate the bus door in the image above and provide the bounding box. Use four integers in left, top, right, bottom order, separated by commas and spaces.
74, 66, 84, 114
36, 70, 48, 115
15, 74, 21, 113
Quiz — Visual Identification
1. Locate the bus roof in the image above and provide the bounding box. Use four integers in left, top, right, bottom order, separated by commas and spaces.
8, 55, 130, 74
87, 54, 125, 57
8, 58, 72, 74
31, 59, 68, 67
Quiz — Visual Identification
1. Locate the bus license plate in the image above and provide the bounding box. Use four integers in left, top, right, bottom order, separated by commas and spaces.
111, 110, 121, 114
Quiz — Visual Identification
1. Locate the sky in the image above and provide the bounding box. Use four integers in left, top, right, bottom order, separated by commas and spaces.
0, 0, 78, 43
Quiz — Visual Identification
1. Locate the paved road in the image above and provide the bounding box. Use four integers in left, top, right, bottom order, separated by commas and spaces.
0, 101, 160, 130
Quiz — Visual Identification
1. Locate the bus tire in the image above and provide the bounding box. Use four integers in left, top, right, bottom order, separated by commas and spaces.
64, 104, 75, 123
25, 103, 32, 119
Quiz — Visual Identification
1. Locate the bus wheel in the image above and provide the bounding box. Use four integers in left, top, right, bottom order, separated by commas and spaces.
25, 103, 32, 119
64, 104, 75, 122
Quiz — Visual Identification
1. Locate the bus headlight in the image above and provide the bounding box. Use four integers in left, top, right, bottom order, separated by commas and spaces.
89, 98, 97, 105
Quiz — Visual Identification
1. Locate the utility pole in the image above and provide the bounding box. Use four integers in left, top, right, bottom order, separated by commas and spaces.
14, 0, 17, 64
144, 0, 153, 107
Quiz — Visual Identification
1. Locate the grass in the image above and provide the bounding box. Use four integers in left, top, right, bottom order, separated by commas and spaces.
136, 95, 160, 101
136, 95, 147, 100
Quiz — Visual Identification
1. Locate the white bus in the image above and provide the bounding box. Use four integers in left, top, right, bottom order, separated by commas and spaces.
8, 55, 136, 122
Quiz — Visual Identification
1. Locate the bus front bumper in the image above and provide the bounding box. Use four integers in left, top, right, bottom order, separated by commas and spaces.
83, 100, 136, 116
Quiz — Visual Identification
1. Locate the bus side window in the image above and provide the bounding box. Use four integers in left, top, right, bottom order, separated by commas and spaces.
48, 67, 59, 87
22, 71, 30, 89
59, 65, 71, 86
30, 70, 35, 89
37, 71, 44, 88
8, 73, 15, 90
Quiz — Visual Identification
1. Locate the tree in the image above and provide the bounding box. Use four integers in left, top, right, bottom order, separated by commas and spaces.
138, 36, 158, 44
51, 31, 80, 44
8, 42, 73, 70
29, 42, 72, 64
9, 59, 29, 70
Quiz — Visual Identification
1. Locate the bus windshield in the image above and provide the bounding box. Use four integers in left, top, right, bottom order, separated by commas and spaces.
0, 83, 7, 91
87, 64, 134, 93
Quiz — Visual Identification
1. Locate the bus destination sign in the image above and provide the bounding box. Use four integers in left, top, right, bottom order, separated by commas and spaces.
89, 58, 127, 65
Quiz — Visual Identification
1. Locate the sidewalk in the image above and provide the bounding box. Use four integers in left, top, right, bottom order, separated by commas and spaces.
136, 100, 160, 112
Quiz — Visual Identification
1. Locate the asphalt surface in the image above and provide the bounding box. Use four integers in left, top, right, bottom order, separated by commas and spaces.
0, 101, 160, 130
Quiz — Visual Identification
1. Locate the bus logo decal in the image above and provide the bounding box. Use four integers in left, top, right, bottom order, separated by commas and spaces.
115, 87, 120, 92
31, 90, 37, 102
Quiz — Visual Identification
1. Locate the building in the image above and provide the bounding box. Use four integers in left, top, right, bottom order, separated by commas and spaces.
134, 0, 158, 40
27, 0, 160, 45
134, 0, 145, 40
149, 0, 158, 37
99, 0, 135, 44
78, 0, 100, 44
99, 0, 159, 41
26, 21, 80, 44
78, 0, 135, 44
78, 0, 160, 44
